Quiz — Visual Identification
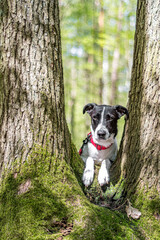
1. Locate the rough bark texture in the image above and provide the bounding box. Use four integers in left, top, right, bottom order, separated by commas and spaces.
111, 0, 160, 195
0, 0, 71, 177
70, 60, 77, 139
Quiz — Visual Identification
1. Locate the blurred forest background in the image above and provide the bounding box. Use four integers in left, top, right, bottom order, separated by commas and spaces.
60, 0, 137, 148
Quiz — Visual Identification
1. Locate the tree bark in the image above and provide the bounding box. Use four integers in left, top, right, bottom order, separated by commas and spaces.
70, 60, 77, 140
0, 0, 71, 177
111, 0, 160, 196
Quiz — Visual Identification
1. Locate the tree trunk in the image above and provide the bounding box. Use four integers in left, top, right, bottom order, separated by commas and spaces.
109, 0, 122, 105
111, 0, 160, 196
84, 54, 93, 131
110, 48, 120, 105
98, 1, 104, 104
0, 0, 71, 177
70, 60, 77, 140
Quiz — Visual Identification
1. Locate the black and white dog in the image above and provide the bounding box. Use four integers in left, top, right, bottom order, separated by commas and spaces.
79, 103, 129, 187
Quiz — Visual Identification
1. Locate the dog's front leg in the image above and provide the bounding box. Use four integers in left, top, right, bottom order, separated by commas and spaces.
98, 159, 111, 186
82, 157, 94, 187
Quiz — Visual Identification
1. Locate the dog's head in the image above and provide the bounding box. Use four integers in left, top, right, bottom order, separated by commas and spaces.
83, 103, 129, 143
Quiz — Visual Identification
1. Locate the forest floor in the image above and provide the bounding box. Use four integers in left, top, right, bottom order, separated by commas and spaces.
0, 145, 159, 240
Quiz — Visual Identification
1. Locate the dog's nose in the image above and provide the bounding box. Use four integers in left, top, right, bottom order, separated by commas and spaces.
97, 130, 106, 139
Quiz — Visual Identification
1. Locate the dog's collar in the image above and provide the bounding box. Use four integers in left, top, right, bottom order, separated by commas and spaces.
79, 132, 113, 155
88, 132, 113, 150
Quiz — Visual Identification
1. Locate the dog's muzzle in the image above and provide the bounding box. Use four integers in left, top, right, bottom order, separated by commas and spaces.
97, 129, 106, 139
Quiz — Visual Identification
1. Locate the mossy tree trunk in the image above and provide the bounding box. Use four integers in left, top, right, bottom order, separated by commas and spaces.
0, 0, 71, 177
111, 0, 160, 197
0, 1, 85, 238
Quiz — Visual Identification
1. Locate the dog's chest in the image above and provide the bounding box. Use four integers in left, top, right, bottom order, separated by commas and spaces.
88, 143, 105, 160
82, 142, 116, 164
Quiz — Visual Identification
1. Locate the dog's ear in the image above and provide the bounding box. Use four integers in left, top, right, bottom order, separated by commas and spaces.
83, 103, 97, 115
115, 105, 129, 119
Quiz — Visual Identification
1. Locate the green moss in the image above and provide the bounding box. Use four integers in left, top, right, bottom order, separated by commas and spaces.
0, 145, 82, 239
0, 145, 159, 239
131, 188, 160, 240
103, 178, 125, 200
70, 143, 84, 186
0, 0, 9, 19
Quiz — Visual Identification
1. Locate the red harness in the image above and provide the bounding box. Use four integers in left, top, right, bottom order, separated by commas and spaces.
79, 132, 113, 155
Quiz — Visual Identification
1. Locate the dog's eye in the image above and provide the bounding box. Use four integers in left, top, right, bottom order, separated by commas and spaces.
93, 116, 97, 120
106, 115, 114, 121
92, 115, 99, 121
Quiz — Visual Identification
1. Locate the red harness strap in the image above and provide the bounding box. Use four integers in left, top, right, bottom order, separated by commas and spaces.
79, 132, 113, 155
79, 148, 83, 155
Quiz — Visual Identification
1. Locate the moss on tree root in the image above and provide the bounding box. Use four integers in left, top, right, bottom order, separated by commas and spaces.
0, 145, 159, 240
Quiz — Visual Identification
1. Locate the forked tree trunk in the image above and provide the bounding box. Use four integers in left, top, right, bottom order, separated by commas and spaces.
0, 0, 71, 177
111, 0, 160, 196
0, 1, 159, 239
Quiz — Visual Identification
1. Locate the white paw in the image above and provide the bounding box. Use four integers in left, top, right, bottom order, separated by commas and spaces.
82, 168, 94, 187
98, 169, 110, 186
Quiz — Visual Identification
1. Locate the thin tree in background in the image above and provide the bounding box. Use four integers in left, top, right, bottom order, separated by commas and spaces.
110, 0, 123, 105
98, 0, 104, 104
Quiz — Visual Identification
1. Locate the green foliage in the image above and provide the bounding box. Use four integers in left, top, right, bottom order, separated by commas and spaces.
103, 180, 125, 201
